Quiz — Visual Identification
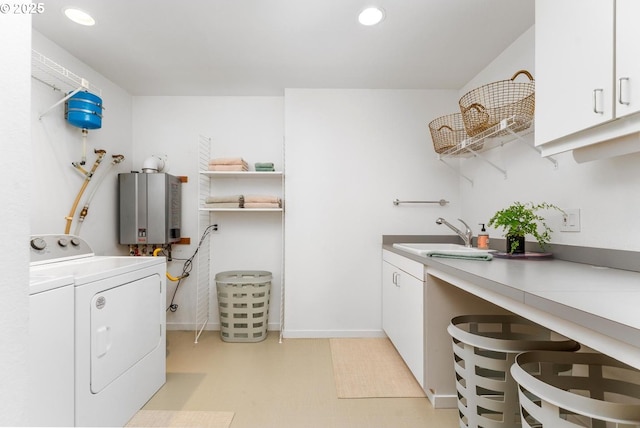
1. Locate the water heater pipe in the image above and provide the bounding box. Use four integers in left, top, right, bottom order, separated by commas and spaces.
80, 128, 88, 165
152, 248, 189, 282
74, 154, 125, 236
64, 149, 106, 234
142, 155, 166, 173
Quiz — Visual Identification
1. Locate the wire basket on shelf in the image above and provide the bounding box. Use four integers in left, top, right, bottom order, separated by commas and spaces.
459, 69, 535, 137
428, 112, 482, 155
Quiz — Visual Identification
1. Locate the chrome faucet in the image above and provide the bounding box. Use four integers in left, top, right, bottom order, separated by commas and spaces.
436, 217, 473, 247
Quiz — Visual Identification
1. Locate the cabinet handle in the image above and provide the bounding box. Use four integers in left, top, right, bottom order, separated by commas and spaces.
393, 272, 400, 287
593, 89, 604, 114
619, 77, 630, 106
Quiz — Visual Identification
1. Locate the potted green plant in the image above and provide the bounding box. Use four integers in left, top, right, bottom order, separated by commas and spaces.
488, 201, 563, 254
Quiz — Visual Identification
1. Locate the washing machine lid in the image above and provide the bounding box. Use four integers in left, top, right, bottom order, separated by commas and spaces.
30, 256, 165, 285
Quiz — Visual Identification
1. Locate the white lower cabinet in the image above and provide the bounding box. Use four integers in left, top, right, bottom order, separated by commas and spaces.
382, 249, 511, 408
382, 250, 424, 388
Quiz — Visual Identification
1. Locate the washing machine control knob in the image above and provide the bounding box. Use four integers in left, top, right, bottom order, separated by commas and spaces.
58, 238, 68, 247
30, 237, 47, 251
70, 237, 81, 247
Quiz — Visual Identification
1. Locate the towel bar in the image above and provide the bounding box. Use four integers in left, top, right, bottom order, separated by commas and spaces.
393, 199, 449, 206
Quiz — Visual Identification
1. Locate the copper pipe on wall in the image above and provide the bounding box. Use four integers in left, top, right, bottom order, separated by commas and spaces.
64, 149, 106, 234
74, 154, 125, 235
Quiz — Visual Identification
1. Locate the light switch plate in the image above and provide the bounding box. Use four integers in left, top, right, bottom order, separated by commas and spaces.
560, 208, 580, 232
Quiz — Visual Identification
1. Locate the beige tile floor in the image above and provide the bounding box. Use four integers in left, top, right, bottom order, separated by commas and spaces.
143, 330, 459, 428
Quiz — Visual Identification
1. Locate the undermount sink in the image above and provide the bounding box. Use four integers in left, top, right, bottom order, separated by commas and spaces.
392, 243, 491, 256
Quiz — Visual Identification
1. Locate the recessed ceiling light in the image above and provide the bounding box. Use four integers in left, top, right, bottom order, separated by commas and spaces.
63, 8, 95, 26
358, 7, 385, 26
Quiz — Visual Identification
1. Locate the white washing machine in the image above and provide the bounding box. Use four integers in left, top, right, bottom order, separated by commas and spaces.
30, 235, 167, 427
28, 273, 75, 427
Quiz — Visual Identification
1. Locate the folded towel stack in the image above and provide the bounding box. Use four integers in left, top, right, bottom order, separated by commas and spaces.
203, 195, 244, 208
209, 157, 249, 171
254, 162, 275, 172
243, 195, 282, 209
202, 195, 282, 209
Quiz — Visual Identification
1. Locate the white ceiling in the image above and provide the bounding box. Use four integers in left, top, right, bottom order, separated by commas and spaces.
32, 0, 535, 96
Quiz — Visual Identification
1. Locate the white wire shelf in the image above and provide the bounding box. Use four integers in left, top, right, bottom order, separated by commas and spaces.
436, 117, 557, 185
31, 49, 102, 119
31, 49, 102, 95
199, 208, 283, 212
199, 171, 283, 177
437, 117, 534, 158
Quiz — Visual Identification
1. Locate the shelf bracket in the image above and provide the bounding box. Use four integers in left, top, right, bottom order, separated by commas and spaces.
463, 145, 508, 179
504, 124, 558, 169
438, 157, 474, 186
39, 85, 85, 120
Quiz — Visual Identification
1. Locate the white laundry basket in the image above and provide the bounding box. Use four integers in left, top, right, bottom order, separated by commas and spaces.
511, 350, 640, 427
447, 315, 580, 428
215, 270, 271, 343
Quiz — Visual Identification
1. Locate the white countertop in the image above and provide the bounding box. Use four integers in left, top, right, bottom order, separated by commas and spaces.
429, 256, 640, 327
384, 244, 640, 368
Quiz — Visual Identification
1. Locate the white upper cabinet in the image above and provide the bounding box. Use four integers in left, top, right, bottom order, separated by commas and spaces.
615, 0, 640, 119
535, 0, 640, 158
535, 0, 614, 152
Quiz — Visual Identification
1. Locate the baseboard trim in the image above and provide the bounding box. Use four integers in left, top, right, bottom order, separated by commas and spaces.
426, 389, 457, 409
167, 322, 283, 332
282, 330, 386, 339
168, 323, 387, 339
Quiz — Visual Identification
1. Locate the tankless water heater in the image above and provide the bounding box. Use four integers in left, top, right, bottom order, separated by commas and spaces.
118, 172, 181, 245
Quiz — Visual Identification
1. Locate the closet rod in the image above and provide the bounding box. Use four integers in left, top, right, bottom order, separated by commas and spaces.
393, 199, 449, 206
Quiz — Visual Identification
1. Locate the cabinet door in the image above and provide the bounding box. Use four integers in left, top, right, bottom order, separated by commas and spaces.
382, 260, 424, 387
615, 0, 640, 118
535, 0, 614, 146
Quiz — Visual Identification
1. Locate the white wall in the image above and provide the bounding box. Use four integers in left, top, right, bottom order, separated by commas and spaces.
283, 89, 462, 337
132, 97, 284, 330
0, 10, 31, 426
459, 26, 640, 251
31, 31, 133, 256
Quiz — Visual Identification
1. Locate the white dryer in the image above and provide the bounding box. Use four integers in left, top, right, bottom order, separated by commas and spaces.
30, 235, 166, 427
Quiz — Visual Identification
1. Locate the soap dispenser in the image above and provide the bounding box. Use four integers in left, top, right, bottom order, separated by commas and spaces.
477, 223, 489, 249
